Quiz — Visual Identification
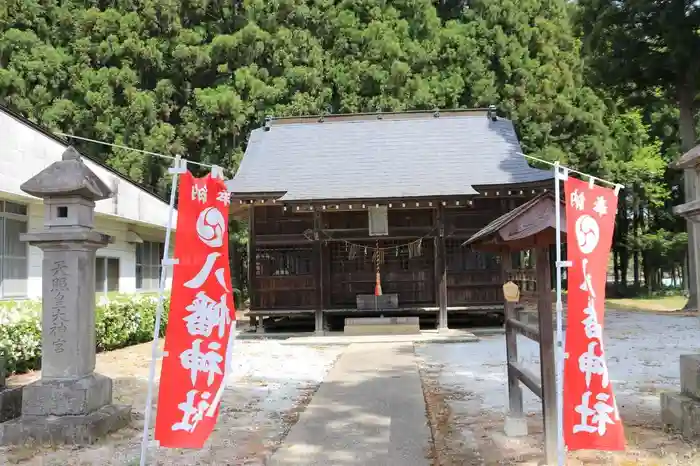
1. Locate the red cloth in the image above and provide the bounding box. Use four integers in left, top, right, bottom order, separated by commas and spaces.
155, 172, 236, 449
563, 176, 625, 451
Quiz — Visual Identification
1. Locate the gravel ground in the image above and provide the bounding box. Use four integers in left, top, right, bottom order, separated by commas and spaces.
416, 311, 700, 465
0, 340, 343, 465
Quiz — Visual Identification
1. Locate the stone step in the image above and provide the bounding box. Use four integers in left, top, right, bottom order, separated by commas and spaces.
343, 316, 420, 336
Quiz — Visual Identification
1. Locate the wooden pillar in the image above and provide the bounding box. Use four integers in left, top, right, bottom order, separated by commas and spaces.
313, 211, 324, 334
502, 251, 527, 436
536, 246, 557, 464
321, 239, 331, 310
502, 252, 521, 413
434, 204, 448, 331
248, 207, 263, 333
230, 237, 239, 302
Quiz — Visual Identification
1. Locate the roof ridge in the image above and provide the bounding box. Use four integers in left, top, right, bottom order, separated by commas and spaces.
266, 108, 506, 126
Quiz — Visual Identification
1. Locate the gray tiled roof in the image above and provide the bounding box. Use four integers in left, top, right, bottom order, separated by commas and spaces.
226, 112, 552, 201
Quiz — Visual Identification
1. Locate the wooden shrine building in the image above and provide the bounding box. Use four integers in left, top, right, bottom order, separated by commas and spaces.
226, 108, 553, 333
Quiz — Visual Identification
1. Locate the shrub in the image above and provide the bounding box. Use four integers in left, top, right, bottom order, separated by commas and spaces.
0, 294, 170, 376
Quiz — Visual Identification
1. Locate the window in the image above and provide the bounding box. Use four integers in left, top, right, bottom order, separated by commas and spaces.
95, 257, 120, 294
136, 241, 164, 290
0, 200, 28, 298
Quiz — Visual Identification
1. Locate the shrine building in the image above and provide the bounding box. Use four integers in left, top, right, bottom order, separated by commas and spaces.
225, 108, 553, 333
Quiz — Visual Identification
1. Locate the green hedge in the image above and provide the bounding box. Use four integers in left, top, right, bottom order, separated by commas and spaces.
0, 294, 170, 376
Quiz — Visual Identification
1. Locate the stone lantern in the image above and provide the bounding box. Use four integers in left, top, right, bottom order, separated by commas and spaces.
0, 147, 131, 445
661, 144, 700, 438
673, 145, 700, 222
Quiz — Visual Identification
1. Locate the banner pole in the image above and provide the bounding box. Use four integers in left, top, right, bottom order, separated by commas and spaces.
554, 162, 567, 466
139, 155, 186, 466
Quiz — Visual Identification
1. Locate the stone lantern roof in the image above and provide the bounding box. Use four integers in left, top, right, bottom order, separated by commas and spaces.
673, 143, 700, 222
675, 144, 700, 170
20, 147, 113, 201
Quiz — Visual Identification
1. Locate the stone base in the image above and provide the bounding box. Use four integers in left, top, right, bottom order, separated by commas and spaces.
344, 317, 420, 335
22, 373, 112, 416
504, 414, 528, 437
661, 391, 700, 439
680, 354, 700, 399
0, 404, 131, 446
0, 387, 23, 422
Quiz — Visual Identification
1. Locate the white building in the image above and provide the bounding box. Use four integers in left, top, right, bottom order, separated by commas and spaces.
0, 105, 176, 300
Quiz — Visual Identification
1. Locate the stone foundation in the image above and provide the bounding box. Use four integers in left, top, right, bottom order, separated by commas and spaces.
22, 373, 113, 416
661, 354, 700, 439
0, 403, 131, 446
0, 387, 23, 423
0, 354, 22, 423
504, 415, 528, 437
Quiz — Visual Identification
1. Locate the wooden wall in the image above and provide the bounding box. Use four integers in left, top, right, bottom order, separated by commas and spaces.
249, 196, 530, 311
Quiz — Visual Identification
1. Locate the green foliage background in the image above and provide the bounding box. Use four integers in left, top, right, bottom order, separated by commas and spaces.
1, 0, 697, 296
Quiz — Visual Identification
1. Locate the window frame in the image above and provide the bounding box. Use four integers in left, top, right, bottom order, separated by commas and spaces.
95, 256, 121, 294
0, 200, 29, 299
135, 241, 164, 291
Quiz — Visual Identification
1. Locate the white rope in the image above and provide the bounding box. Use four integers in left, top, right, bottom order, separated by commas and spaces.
54, 131, 233, 174
519, 152, 624, 192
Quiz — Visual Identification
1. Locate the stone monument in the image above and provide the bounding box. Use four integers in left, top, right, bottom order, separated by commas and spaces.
0, 351, 23, 423
660, 144, 700, 438
0, 147, 131, 445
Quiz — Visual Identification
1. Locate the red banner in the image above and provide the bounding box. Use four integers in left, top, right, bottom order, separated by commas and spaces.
154, 172, 236, 449
563, 177, 625, 451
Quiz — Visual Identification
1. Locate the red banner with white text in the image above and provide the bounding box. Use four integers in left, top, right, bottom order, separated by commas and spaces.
154, 172, 236, 449
563, 177, 625, 451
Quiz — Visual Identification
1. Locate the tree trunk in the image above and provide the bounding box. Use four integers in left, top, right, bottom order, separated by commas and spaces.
671, 267, 676, 287
618, 201, 629, 296
633, 194, 641, 288
617, 196, 630, 293
678, 83, 698, 309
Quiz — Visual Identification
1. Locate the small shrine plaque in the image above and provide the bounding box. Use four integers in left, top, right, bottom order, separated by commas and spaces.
503, 281, 520, 303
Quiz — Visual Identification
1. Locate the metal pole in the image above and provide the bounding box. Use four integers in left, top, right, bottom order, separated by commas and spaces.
139, 155, 185, 466
554, 162, 566, 466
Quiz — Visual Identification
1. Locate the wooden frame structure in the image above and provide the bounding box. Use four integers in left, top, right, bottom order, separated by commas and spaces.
464, 192, 565, 465
232, 185, 552, 333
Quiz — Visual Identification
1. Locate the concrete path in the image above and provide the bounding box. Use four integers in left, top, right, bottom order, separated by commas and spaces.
268, 343, 432, 466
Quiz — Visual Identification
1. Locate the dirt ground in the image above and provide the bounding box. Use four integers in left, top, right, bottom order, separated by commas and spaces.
0, 339, 341, 465
416, 310, 700, 466
421, 362, 700, 466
